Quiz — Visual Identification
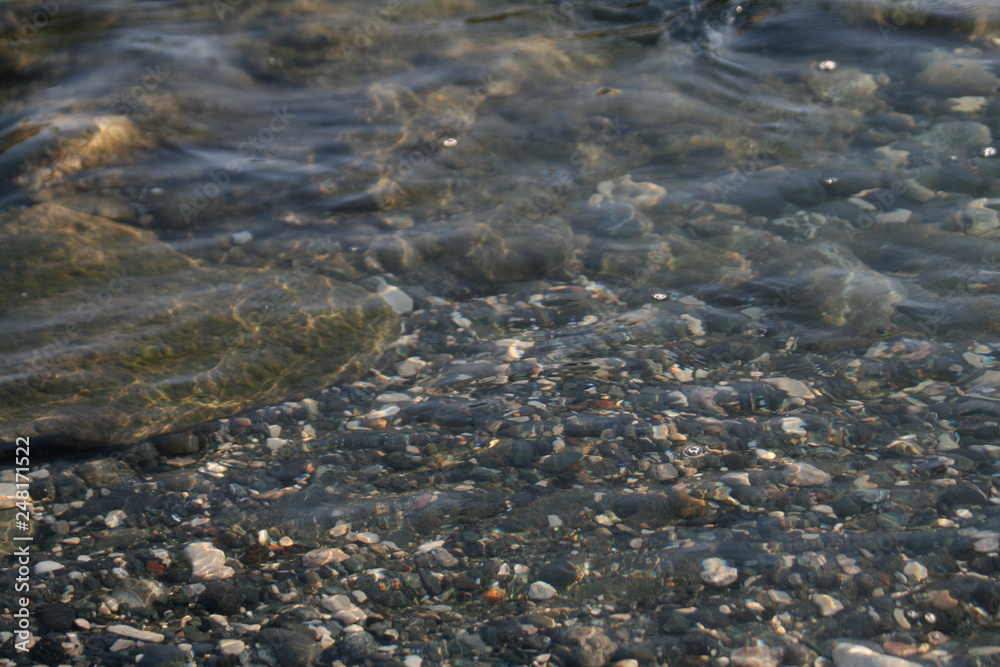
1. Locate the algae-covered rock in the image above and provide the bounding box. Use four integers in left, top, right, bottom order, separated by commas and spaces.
0, 203, 398, 445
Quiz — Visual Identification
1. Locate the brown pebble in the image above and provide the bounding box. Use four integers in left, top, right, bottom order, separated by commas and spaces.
883, 641, 918, 658
929, 590, 959, 611
361, 417, 388, 429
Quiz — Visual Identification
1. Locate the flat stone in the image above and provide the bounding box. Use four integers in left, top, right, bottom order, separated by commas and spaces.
528, 581, 558, 600
302, 547, 348, 568
137, 644, 186, 666
257, 627, 321, 667
732, 646, 781, 667
0, 203, 399, 446
832, 643, 921, 667
551, 626, 617, 667
108, 624, 165, 643
219, 639, 245, 656
432, 547, 459, 568
354, 531, 381, 544
784, 462, 832, 487
183, 542, 234, 582
811, 593, 845, 617
914, 58, 1000, 97
35, 561, 65, 574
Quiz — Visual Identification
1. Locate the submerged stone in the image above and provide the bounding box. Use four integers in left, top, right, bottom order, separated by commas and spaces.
914, 57, 1000, 97
0, 203, 398, 446
761, 241, 904, 333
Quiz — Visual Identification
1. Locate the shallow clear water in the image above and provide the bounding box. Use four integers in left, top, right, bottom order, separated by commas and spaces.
5, 0, 1000, 663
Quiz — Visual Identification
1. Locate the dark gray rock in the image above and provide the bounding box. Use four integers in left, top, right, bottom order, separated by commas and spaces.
257, 628, 321, 667
551, 626, 617, 667
138, 645, 186, 667
339, 631, 379, 663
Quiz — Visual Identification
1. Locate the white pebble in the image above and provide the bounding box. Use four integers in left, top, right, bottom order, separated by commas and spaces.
183, 542, 234, 582
811, 593, 844, 617
108, 624, 165, 643
528, 581, 558, 600
700, 558, 738, 587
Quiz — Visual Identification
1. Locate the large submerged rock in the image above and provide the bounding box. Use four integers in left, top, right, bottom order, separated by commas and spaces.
0, 203, 398, 446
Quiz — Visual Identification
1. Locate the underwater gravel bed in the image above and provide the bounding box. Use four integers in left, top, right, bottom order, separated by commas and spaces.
5, 282, 1000, 666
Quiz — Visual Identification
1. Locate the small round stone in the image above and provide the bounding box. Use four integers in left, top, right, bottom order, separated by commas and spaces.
538, 560, 579, 588
339, 631, 379, 662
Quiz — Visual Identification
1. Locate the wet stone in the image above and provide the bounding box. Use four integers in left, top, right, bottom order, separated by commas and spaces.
811, 593, 845, 617
339, 631, 380, 662
731, 645, 781, 667
0, 203, 399, 445
832, 643, 921, 667
914, 57, 1000, 97
701, 558, 738, 587
551, 626, 618, 667
257, 628, 321, 667
538, 560, 579, 588
784, 462, 832, 487
184, 542, 234, 582
137, 645, 186, 667
199, 581, 244, 615
37, 603, 75, 632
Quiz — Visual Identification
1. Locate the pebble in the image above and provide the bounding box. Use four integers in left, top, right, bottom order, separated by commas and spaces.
219, 639, 245, 656
784, 462, 832, 487
929, 590, 959, 610
432, 547, 459, 567
302, 547, 349, 568
529, 581, 558, 600
104, 509, 127, 528
137, 644, 186, 666
902, 561, 928, 581
339, 631, 380, 662
378, 283, 414, 314
552, 626, 617, 667
183, 542, 234, 581
701, 558, 738, 587
731, 646, 781, 667
265, 437, 287, 450
832, 643, 921, 667
34, 561, 65, 574
974, 534, 999, 553
108, 624, 165, 643
257, 628, 321, 667
811, 593, 844, 617
538, 560, 579, 588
